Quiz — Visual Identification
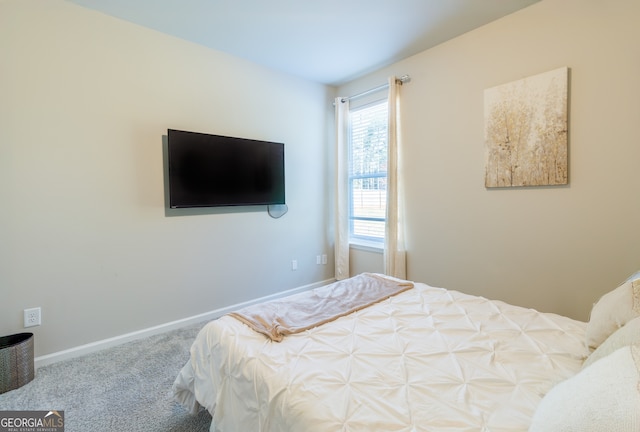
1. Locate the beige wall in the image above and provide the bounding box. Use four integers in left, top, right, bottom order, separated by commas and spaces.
340, 0, 640, 321
0, 0, 335, 357
349, 247, 384, 276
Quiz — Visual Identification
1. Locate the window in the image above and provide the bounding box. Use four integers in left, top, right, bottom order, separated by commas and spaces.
348, 100, 388, 246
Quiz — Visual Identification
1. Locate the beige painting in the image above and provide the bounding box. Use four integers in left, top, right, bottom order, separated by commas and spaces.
484, 67, 568, 188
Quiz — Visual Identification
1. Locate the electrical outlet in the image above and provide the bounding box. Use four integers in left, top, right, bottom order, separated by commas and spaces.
24, 307, 41, 328
291, 260, 298, 271
322, 254, 327, 265
316, 255, 321, 265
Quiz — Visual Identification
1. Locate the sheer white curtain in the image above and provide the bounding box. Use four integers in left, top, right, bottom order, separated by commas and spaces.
384, 76, 407, 279
334, 96, 350, 280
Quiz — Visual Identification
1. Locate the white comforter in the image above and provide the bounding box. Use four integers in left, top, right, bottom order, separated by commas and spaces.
173, 278, 588, 432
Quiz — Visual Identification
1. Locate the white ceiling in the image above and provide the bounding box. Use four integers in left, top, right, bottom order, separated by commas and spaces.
68, 0, 539, 86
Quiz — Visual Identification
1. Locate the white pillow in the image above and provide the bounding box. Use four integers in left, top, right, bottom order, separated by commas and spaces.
529, 344, 640, 432
585, 272, 640, 350
583, 316, 640, 369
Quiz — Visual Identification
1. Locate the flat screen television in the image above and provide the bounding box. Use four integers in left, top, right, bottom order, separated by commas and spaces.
167, 129, 285, 208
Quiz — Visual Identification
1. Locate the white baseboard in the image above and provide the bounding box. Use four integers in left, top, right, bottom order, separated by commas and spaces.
35, 277, 335, 368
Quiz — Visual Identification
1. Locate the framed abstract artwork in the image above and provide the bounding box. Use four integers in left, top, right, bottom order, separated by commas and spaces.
484, 67, 569, 188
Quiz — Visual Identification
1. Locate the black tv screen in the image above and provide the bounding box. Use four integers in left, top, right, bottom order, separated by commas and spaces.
167, 129, 285, 208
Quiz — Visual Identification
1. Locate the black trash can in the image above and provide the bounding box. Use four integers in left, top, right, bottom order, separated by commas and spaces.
0, 333, 34, 394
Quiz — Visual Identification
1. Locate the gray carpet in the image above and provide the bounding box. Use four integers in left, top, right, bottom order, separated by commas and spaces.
0, 323, 212, 432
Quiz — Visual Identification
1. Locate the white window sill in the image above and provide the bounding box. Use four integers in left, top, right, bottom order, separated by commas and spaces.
349, 241, 383, 253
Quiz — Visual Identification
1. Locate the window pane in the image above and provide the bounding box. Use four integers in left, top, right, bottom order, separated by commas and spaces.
351, 180, 386, 219
349, 101, 388, 243
353, 219, 385, 239
351, 183, 386, 239
350, 104, 388, 178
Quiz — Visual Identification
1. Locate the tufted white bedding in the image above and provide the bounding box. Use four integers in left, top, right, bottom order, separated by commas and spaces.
173, 277, 588, 432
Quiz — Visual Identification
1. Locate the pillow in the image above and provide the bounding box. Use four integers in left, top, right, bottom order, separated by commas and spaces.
529, 344, 640, 432
585, 272, 640, 350
583, 316, 640, 369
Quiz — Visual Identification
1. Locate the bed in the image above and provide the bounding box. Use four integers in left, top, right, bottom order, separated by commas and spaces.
173, 272, 640, 431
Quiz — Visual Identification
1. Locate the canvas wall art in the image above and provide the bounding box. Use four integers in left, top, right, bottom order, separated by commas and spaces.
484, 67, 568, 188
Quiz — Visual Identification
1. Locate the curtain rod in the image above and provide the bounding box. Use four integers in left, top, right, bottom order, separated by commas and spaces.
340, 74, 411, 104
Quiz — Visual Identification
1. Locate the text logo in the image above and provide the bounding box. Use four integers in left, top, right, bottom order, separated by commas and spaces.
0, 410, 64, 432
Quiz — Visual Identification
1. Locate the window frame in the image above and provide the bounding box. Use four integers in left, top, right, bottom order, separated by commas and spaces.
347, 98, 388, 249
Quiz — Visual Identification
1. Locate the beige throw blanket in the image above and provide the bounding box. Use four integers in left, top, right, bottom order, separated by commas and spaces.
228, 273, 414, 342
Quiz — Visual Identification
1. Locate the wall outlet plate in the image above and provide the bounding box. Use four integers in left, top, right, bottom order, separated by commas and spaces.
24, 307, 41, 327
